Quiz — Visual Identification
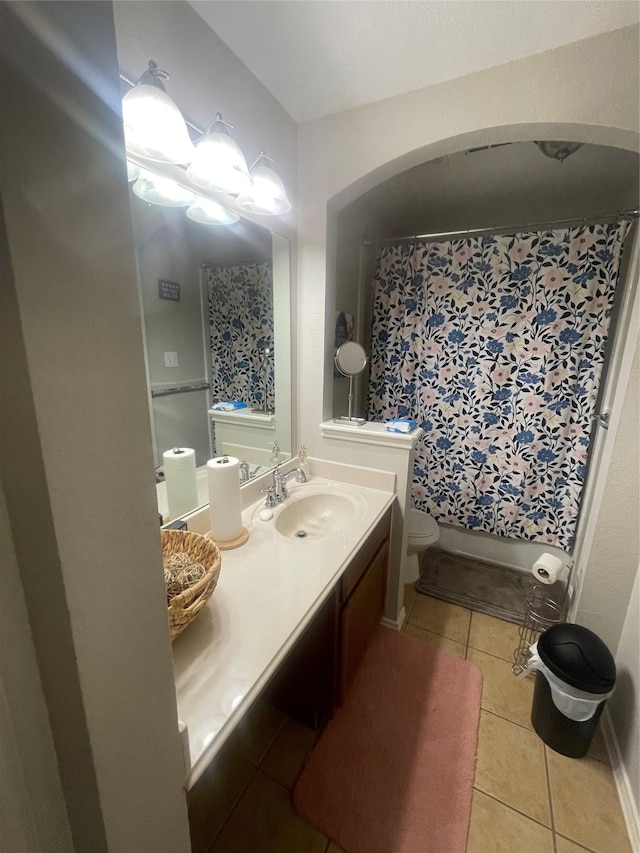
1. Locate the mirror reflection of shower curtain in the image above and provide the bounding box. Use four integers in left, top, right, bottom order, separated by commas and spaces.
204, 261, 274, 410
367, 221, 631, 550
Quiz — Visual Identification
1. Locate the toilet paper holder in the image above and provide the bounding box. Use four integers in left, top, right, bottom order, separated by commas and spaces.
512, 558, 574, 677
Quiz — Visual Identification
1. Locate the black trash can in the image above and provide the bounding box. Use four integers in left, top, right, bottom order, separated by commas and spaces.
530, 623, 616, 758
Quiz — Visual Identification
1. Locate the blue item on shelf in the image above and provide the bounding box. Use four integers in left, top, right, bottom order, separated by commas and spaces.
385, 418, 417, 433
211, 401, 248, 411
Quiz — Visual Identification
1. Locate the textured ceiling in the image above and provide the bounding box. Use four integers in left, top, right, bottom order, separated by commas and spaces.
188, 1, 639, 123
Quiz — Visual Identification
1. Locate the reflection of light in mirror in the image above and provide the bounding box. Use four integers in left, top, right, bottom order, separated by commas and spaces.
133, 169, 196, 207
186, 198, 240, 226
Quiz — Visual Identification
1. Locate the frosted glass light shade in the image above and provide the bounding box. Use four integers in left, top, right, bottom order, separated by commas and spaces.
186, 198, 240, 225
126, 160, 141, 182
186, 132, 251, 194
132, 170, 195, 207
236, 164, 292, 215
122, 84, 195, 164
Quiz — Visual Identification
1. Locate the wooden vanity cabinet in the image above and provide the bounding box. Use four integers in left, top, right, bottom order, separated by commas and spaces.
263, 505, 392, 720
187, 506, 392, 853
337, 507, 391, 707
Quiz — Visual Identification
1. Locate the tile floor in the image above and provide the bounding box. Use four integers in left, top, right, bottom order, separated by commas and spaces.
189, 587, 632, 853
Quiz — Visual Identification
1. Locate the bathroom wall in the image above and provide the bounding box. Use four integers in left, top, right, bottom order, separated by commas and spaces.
0, 3, 191, 850
0, 462, 73, 850
608, 562, 640, 829
578, 339, 639, 649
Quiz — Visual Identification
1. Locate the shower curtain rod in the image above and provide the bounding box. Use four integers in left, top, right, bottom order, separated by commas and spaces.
362, 208, 639, 247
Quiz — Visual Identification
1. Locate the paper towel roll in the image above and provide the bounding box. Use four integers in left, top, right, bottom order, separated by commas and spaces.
532, 553, 566, 585
163, 447, 198, 521
207, 455, 243, 544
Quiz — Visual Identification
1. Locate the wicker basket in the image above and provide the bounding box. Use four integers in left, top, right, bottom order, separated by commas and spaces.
161, 529, 222, 641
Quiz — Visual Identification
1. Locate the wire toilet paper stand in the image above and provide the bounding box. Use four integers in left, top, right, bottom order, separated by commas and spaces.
512, 582, 569, 676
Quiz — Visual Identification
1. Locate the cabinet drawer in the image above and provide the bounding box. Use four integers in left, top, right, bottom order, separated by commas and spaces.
340, 507, 391, 603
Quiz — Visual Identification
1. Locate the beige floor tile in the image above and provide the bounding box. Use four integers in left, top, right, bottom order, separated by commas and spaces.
403, 582, 417, 616
408, 594, 471, 644
210, 770, 328, 853
467, 790, 554, 853
555, 836, 595, 853
226, 698, 286, 766
187, 741, 255, 853
546, 749, 632, 853
468, 610, 522, 662
260, 716, 320, 789
467, 647, 535, 729
474, 710, 551, 826
403, 621, 467, 658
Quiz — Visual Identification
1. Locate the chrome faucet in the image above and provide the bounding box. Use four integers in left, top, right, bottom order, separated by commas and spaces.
272, 465, 308, 503
239, 461, 250, 484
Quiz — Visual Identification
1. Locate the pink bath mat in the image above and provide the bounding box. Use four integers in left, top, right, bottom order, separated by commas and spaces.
293, 625, 483, 853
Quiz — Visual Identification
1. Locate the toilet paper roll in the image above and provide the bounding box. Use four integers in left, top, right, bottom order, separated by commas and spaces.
163, 448, 199, 521
207, 455, 243, 544
532, 553, 567, 585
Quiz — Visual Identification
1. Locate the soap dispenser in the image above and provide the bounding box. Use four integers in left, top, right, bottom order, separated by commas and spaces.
298, 444, 309, 478
269, 441, 283, 466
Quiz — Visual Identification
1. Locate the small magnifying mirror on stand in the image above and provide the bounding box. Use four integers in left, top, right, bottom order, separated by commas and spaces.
333, 341, 368, 425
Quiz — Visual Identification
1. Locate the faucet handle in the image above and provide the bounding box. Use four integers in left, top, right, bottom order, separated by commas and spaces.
261, 486, 277, 508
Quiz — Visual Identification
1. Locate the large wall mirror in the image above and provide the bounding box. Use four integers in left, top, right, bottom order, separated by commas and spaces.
129, 193, 291, 521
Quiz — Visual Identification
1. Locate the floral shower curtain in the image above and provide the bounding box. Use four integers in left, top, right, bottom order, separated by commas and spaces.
206, 261, 274, 410
368, 222, 631, 550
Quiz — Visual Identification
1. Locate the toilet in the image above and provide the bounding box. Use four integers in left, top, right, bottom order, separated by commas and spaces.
405, 508, 440, 584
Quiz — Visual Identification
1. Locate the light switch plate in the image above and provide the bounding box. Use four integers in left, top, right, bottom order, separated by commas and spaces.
164, 351, 179, 368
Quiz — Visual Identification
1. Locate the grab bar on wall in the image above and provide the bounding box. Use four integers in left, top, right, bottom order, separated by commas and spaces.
591, 412, 610, 430
151, 381, 210, 399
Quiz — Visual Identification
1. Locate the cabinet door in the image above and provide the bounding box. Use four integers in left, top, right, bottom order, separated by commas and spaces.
338, 538, 389, 705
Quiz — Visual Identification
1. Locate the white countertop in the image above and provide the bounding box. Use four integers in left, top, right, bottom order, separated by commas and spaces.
171, 464, 395, 788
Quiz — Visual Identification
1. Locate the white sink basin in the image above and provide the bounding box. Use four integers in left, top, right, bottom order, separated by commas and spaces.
275, 489, 364, 540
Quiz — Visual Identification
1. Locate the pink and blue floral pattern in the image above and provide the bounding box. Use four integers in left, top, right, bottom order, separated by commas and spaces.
206, 262, 274, 410
367, 223, 630, 549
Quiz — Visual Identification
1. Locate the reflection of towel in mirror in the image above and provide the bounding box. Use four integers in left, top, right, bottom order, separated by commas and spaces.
211, 401, 248, 411
385, 419, 417, 433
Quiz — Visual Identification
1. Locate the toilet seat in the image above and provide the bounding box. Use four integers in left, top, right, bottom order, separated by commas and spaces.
408, 508, 440, 546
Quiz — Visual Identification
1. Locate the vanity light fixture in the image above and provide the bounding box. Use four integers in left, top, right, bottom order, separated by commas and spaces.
121, 63, 292, 219
132, 169, 196, 207
236, 151, 292, 215
126, 160, 141, 182
186, 198, 240, 226
186, 113, 251, 195
122, 60, 194, 165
